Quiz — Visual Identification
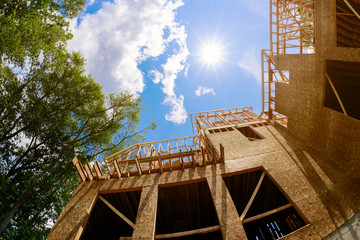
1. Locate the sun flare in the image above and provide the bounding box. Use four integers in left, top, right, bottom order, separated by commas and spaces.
200, 41, 224, 65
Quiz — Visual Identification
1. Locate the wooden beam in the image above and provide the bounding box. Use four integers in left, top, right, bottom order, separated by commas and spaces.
220, 144, 225, 163
135, 156, 142, 176
72, 157, 87, 182
242, 203, 293, 224
342, 0, 360, 20
179, 149, 184, 170
191, 148, 196, 167
158, 153, 163, 172
98, 195, 135, 228
113, 160, 121, 179
325, 73, 348, 115
84, 163, 94, 181
201, 146, 206, 166
240, 172, 265, 221
155, 225, 221, 239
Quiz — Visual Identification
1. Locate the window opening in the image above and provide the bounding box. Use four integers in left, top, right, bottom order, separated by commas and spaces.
155, 180, 222, 239
324, 60, 360, 120
81, 189, 142, 240
236, 126, 264, 141
222, 169, 306, 240
336, 0, 360, 47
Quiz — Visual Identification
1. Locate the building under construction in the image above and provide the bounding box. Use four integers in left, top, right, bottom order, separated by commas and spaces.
48, 0, 360, 239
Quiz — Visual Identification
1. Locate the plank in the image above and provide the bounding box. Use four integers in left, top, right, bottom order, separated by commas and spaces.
155, 225, 221, 239
242, 203, 293, 224
98, 195, 134, 228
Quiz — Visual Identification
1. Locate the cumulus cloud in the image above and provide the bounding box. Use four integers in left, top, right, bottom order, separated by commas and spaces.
195, 86, 215, 96
150, 70, 163, 84
68, 0, 188, 124
238, 47, 261, 83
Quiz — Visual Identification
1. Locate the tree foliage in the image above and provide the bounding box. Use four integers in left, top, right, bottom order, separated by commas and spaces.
0, 1, 155, 238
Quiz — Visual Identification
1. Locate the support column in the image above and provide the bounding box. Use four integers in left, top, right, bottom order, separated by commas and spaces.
132, 185, 158, 240
206, 175, 247, 240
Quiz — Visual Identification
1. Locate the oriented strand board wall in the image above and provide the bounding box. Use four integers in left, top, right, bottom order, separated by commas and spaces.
48, 125, 360, 239
274, 0, 360, 178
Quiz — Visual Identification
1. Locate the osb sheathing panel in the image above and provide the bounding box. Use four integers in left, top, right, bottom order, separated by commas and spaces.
48, 125, 360, 240
274, 0, 360, 179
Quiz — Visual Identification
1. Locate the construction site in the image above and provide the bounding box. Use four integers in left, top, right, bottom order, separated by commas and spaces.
48, 0, 360, 239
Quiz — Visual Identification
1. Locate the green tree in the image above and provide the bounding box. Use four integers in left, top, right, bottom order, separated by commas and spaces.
0, 1, 155, 238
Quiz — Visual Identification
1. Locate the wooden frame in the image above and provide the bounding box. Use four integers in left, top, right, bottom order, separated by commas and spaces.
270, 0, 315, 55
261, 50, 289, 127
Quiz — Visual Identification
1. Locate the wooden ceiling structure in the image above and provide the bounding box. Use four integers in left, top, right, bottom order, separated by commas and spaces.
336, 0, 360, 47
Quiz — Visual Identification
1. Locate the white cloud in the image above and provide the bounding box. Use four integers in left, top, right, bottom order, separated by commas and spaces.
164, 95, 187, 124
68, 0, 188, 124
238, 47, 261, 83
150, 70, 163, 84
195, 86, 215, 96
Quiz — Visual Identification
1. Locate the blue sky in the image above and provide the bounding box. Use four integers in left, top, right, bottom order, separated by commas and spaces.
68, 0, 269, 142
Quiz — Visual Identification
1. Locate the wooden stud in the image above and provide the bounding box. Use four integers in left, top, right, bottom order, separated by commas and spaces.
201, 146, 206, 166
98, 195, 135, 228
113, 160, 121, 179
135, 156, 142, 176
220, 144, 225, 163
179, 149, 184, 170
158, 153, 163, 172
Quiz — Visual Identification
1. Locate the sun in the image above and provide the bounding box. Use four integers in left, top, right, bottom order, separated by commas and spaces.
200, 41, 224, 65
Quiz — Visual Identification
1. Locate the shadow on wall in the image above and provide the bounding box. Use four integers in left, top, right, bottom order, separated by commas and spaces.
269, 125, 360, 231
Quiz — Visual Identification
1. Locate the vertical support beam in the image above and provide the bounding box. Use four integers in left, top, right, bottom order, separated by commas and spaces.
132, 186, 158, 240
201, 146, 207, 166
135, 156, 142, 176
158, 153, 163, 172
206, 176, 246, 240
220, 144, 225, 163
113, 160, 121, 179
